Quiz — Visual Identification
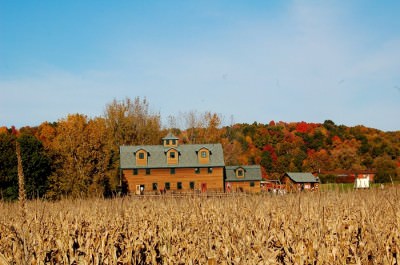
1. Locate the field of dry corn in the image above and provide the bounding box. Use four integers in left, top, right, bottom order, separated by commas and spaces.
0, 188, 399, 264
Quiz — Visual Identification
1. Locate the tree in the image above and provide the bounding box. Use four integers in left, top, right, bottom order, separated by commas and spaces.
18, 134, 52, 199
104, 97, 162, 147
221, 139, 243, 166
203, 112, 222, 143
260, 151, 274, 173
104, 97, 162, 193
0, 132, 51, 200
374, 156, 398, 183
47, 114, 112, 198
0, 133, 17, 200
260, 145, 277, 173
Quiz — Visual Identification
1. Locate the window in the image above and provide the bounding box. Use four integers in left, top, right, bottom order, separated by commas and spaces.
170, 168, 175, 174
172, 139, 177, 145
133, 169, 138, 175
165, 182, 170, 190
237, 169, 244, 177
177, 182, 182, 190
201, 151, 207, 158
146, 168, 151, 175
166, 139, 170, 145
139, 152, 145, 159
250, 181, 255, 187
190, 181, 195, 190
208, 167, 213, 174
195, 168, 200, 174
170, 151, 175, 159
152, 183, 158, 191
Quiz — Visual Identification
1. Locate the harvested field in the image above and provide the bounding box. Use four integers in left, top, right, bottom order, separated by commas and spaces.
0, 188, 399, 264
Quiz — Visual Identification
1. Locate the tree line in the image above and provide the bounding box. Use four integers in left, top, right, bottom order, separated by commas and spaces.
1, 97, 399, 200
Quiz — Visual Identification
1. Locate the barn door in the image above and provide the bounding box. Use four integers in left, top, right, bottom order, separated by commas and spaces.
201, 183, 207, 193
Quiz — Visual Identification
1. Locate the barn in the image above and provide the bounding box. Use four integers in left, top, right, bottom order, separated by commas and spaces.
119, 133, 225, 194
224, 165, 263, 193
280, 172, 319, 192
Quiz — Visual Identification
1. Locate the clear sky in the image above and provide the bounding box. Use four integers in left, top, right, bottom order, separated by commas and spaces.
1, 1, 399, 131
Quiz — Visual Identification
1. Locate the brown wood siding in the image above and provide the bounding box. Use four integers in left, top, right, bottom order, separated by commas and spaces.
281, 176, 319, 192
123, 167, 224, 194
225, 181, 261, 193
282, 176, 295, 192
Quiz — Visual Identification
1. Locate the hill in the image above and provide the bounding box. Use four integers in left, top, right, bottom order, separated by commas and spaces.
1, 98, 399, 199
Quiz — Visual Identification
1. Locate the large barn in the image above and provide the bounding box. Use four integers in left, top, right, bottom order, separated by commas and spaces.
119, 133, 225, 194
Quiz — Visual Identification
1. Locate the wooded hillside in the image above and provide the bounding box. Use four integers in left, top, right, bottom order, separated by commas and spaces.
1, 97, 399, 199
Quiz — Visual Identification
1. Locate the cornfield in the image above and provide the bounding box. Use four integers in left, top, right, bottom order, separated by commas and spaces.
0, 188, 399, 264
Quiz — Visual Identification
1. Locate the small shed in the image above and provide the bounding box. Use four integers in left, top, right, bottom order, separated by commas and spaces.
224, 165, 263, 193
280, 172, 319, 192
354, 176, 370, 189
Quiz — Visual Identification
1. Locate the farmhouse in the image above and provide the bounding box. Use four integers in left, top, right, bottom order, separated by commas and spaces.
224, 165, 263, 193
280, 172, 319, 192
119, 133, 225, 194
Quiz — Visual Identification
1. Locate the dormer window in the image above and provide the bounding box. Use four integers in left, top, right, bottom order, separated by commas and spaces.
237, 168, 245, 178
198, 147, 210, 164
166, 148, 179, 165
135, 149, 148, 166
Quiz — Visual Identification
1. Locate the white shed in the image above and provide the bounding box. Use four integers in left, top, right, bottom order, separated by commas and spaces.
354, 177, 370, 189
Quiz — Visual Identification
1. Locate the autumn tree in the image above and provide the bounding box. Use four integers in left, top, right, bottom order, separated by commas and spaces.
104, 97, 162, 192
104, 97, 162, 147
47, 114, 112, 198
374, 156, 398, 183
221, 138, 243, 166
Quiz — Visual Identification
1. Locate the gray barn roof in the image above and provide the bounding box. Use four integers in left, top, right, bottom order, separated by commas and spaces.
283, 172, 319, 183
225, 165, 263, 182
162, 132, 179, 140
120, 143, 225, 169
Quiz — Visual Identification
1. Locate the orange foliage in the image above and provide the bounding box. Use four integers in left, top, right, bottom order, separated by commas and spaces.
0, 126, 8, 134
36, 122, 57, 149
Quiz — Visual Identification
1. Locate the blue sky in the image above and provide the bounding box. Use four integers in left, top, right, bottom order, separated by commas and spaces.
1, 1, 399, 131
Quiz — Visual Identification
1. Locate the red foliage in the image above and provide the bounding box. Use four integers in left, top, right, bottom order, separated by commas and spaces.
296, 121, 309, 133
332, 135, 342, 144
307, 149, 315, 156
263, 144, 278, 162
269, 120, 276, 126
11, 126, 19, 136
